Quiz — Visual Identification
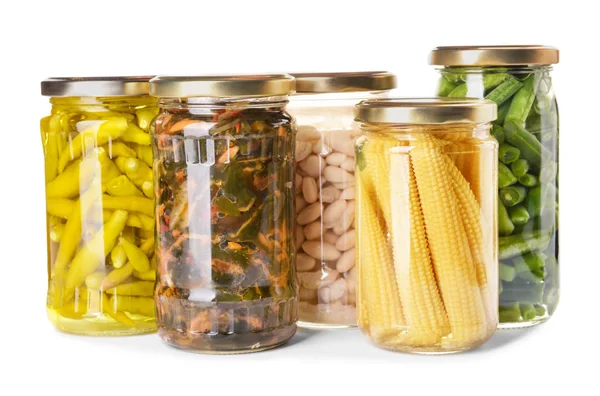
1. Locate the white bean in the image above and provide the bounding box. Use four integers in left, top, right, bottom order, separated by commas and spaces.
296, 224, 305, 250
299, 155, 323, 178
302, 241, 341, 261
295, 141, 312, 162
332, 181, 354, 189
323, 231, 338, 245
336, 248, 356, 273
295, 173, 303, 194
325, 152, 347, 166
320, 185, 340, 203
296, 195, 307, 213
312, 140, 332, 156
340, 157, 356, 172
299, 268, 338, 289
323, 199, 347, 225
299, 286, 318, 302
340, 187, 355, 200
297, 125, 321, 141
297, 202, 321, 225
296, 253, 316, 272
324, 166, 355, 184
335, 229, 356, 251
302, 177, 318, 204
319, 278, 347, 303
303, 221, 322, 240
329, 135, 356, 157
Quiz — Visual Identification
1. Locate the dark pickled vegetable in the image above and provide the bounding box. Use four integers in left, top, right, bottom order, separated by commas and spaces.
153, 104, 297, 352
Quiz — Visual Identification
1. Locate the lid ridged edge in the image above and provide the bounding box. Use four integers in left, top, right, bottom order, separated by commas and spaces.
429, 45, 559, 66
292, 71, 396, 93
41, 76, 153, 97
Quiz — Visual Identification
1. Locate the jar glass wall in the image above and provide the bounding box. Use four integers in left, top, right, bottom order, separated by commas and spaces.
354, 98, 498, 354
288, 72, 396, 328
41, 77, 158, 335
150, 75, 298, 353
430, 46, 560, 328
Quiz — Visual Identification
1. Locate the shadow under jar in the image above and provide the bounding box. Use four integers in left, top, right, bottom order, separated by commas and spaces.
288, 72, 396, 328
430, 46, 560, 328
150, 75, 298, 353
354, 98, 499, 354
41, 77, 158, 336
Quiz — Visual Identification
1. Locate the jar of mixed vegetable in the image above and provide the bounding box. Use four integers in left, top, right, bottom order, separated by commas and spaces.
354, 98, 498, 353
288, 72, 396, 328
430, 46, 560, 328
41, 77, 158, 335
150, 75, 298, 353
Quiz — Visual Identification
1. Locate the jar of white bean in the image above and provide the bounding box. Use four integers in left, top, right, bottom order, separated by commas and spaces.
288, 72, 397, 328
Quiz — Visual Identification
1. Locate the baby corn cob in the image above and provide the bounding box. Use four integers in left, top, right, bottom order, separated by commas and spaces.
357, 156, 405, 341
410, 134, 487, 346
389, 153, 449, 345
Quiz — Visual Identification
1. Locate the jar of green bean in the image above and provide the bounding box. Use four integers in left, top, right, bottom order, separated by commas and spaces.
430, 46, 560, 328
41, 77, 158, 335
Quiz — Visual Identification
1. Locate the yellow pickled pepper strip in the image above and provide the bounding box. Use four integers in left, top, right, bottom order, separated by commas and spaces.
101, 292, 136, 328
57, 116, 128, 173
47, 198, 76, 219
409, 134, 486, 345
103, 141, 137, 159
110, 244, 128, 269
101, 263, 134, 290
136, 108, 159, 130
105, 281, 154, 297
134, 144, 153, 167
109, 296, 155, 317
102, 194, 154, 217
48, 216, 65, 243
105, 175, 144, 197
121, 123, 151, 145
124, 157, 153, 189
65, 210, 129, 291
43, 114, 60, 182
120, 237, 150, 272
389, 152, 450, 345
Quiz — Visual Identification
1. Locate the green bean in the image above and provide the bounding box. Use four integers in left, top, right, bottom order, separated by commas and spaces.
499, 263, 517, 282
500, 185, 527, 207
511, 159, 529, 178
504, 121, 551, 169
485, 75, 523, 105
504, 75, 538, 126
508, 205, 530, 225
518, 173, 539, 187
499, 302, 521, 322
498, 163, 517, 188
520, 304, 537, 321
436, 78, 457, 96
499, 143, 520, 164
498, 200, 515, 236
447, 73, 510, 98
499, 231, 552, 260
496, 102, 510, 124
534, 304, 546, 317
514, 252, 546, 280
492, 125, 505, 144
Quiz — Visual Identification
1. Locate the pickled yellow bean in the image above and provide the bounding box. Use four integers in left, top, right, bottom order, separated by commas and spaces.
142, 181, 153, 198
105, 281, 154, 297
121, 237, 150, 272
105, 175, 144, 197
102, 195, 153, 217
124, 158, 153, 189
46, 198, 76, 219
103, 141, 137, 159
133, 144, 153, 167
85, 272, 105, 289
114, 157, 128, 173
110, 244, 128, 269
136, 108, 159, 130
121, 123, 151, 145
54, 179, 103, 271
101, 263, 134, 289
43, 115, 59, 182
138, 236, 155, 256
109, 295, 155, 317
101, 293, 136, 328
49, 216, 65, 243
133, 269, 156, 281
57, 117, 129, 172
65, 210, 128, 290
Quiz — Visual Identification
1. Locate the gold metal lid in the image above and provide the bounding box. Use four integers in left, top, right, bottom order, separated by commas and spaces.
355, 98, 497, 124
41, 76, 152, 97
429, 45, 559, 66
150, 74, 295, 98
292, 71, 396, 93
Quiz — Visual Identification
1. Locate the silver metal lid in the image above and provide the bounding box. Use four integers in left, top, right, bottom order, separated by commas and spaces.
150, 74, 296, 98
291, 71, 397, 93
355, 98, 497, 124
41, 76, 153, 97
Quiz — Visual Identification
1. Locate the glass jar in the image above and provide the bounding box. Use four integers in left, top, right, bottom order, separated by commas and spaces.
354, 98, 498, 354
287, 72, 396, 328
430, 46, 560, 328
150, 75, 298, 353
41, 77, 158, 335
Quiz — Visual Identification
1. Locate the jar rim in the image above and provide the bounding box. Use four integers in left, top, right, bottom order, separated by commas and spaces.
150, 74, 295, 98
41, 76, 153, 97
429, 45, 559, 66
355, 98, 497, 124
290, 71, 396, 93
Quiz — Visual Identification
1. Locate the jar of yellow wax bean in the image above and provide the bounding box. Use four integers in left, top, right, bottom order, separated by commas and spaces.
41, 77, 158, 335
354, 98, 498, 354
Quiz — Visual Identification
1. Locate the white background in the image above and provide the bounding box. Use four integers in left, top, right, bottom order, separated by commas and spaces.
1, 1, 598, 395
